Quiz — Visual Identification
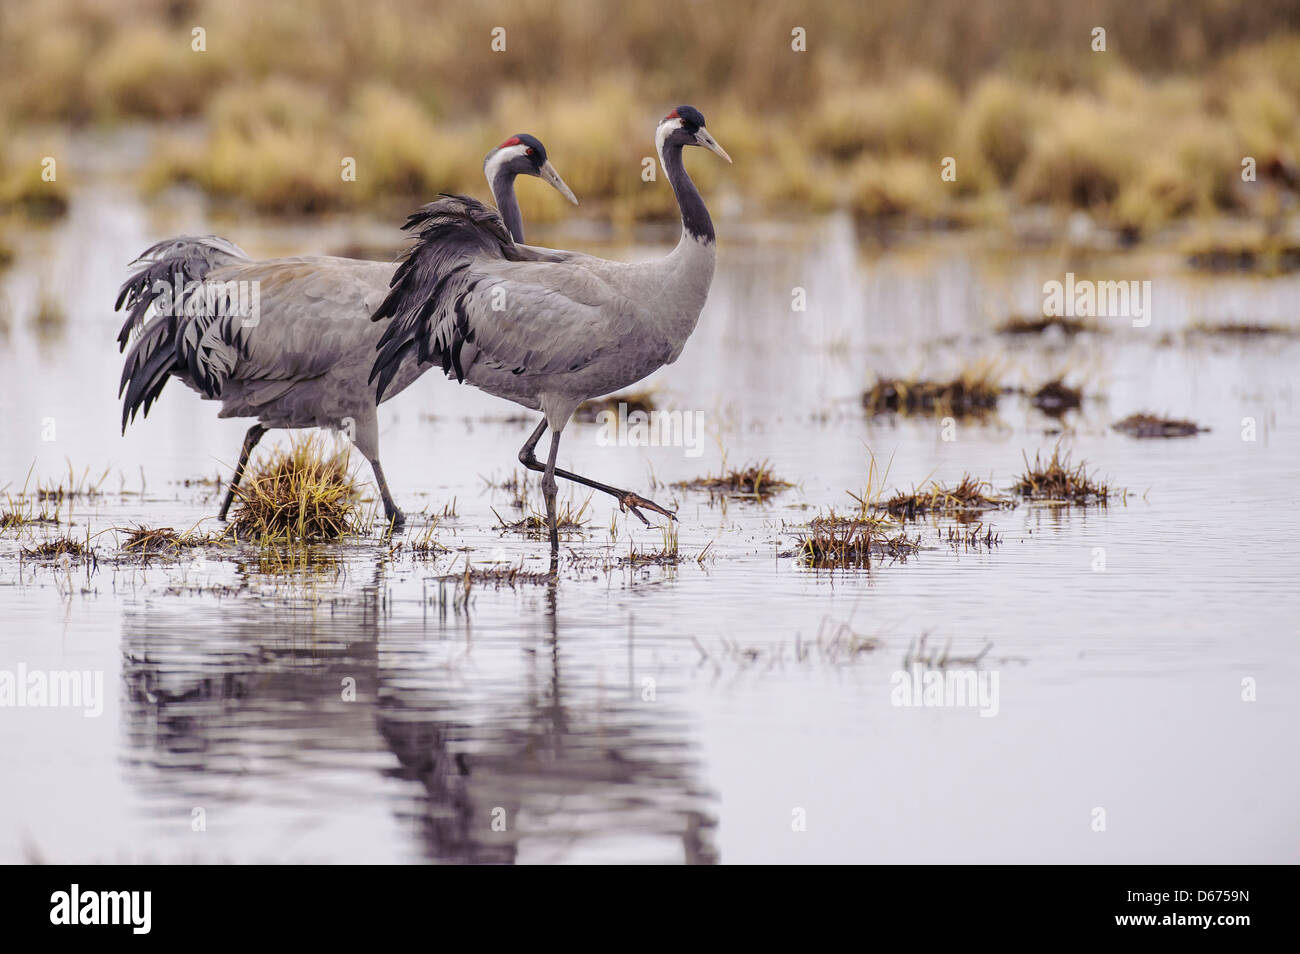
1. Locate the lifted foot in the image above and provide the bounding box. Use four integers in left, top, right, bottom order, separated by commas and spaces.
618, 492, 677, 526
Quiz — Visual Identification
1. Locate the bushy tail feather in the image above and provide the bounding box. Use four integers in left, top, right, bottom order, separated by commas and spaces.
370, 195, 513, 401
116, 236, 248, 432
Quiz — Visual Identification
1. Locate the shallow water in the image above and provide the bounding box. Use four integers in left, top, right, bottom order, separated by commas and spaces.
2, 141, 1298, 863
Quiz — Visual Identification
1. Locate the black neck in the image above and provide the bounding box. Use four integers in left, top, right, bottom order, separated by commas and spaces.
662, 143, 713, 244
491, 168, 525, 243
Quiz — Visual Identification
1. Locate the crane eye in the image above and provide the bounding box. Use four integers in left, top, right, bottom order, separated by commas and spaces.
525, 148, 535, 156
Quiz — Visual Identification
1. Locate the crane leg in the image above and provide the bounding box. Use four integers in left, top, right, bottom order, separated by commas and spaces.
366, 457, 405, 531
218, 423, 267, 521
543, 430, 561, 553
516, 419, 677, 529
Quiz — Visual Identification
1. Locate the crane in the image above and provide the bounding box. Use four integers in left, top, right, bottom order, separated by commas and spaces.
370, 106, 730, 550
117, 135, 575, 529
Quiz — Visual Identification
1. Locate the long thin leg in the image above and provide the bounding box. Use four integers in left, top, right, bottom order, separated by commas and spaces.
543, 430, 561, 553
515, 419, 676, 527
367, 457, 405, 530
218, 423, 267, 521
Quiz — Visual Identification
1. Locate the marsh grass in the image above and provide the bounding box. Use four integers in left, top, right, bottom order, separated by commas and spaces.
1013, 448, 1112, 504
692, 619, 881, 672
492, 495, 592, 538
996, 314, 1098, 336
1113, 413, 1207, 438
406, 519, 449, 559
943, 523, 1003, 550
620, 523, 684, 567
460, 565, 556, 587
4, 3, 1297, 229
228, 435, 363, 541
862, 363, 1004, 418
573, 389, 658, 423
1029, 378, 1084, 416
21, 533, 93, 564
31, 464, 110, 504
1188, 320, 1297, 338
795, 521, 922, 569
881, 474, 1011, 520
0, 501, 59, 530
673, 459, 793, 500
904, 634, 993, 669
1182, 233, 1300, 275
118, 523, 217, 556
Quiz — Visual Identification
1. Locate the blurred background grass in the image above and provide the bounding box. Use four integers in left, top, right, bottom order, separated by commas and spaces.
0, 0, 1298, 236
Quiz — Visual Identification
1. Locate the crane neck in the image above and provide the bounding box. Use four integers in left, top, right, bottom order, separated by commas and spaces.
490, 168, 525, 243
660, 142, 714, 245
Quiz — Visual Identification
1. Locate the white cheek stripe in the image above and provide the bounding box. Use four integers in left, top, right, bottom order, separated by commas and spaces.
483, 143, 530, 189
655, 118, 684, 175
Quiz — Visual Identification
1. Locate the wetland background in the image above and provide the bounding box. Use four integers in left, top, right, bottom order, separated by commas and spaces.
1, 0, 1298, 864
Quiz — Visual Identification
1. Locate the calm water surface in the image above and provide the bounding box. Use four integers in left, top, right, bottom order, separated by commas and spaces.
2, 140, 1297, 863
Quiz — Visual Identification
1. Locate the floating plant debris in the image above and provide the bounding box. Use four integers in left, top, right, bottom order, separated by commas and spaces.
1112, 413, 1207, 438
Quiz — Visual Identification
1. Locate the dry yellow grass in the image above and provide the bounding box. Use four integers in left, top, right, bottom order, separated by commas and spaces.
2, 1, 1296, 228
228, 435, 363, 541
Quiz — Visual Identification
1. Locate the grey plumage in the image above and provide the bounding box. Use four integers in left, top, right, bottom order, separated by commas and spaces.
116, 137, 575, 526
369, 106, 732, 551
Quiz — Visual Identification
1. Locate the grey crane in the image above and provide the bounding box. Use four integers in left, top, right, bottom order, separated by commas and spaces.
370, 106, 730, 551
116, 135, 575, 529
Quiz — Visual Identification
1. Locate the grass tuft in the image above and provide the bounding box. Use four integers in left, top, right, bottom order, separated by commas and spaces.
492, 496, 592, 538
228, 435, 362, 541
1030, 378, 1083, 416
673, 459, 793, 500
1013, 448, 1112, 504
795, 520, 921, 569
862, 363, 1003, 419
881, 475, 1011, 520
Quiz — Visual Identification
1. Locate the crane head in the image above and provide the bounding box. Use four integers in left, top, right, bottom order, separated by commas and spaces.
484, 134, 578, 204
656, 105, 732, 164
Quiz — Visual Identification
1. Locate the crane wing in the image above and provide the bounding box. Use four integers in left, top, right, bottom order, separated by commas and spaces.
370, 195, 644, 398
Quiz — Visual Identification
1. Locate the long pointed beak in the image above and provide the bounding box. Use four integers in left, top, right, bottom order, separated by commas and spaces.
540, 160, 578, 205
695, 128, 733, 164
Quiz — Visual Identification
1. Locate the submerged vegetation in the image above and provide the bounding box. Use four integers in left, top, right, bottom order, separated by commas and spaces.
228, 436, 363, 541
1113, 413, 1207, 438
1013, 449, 1113, 505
